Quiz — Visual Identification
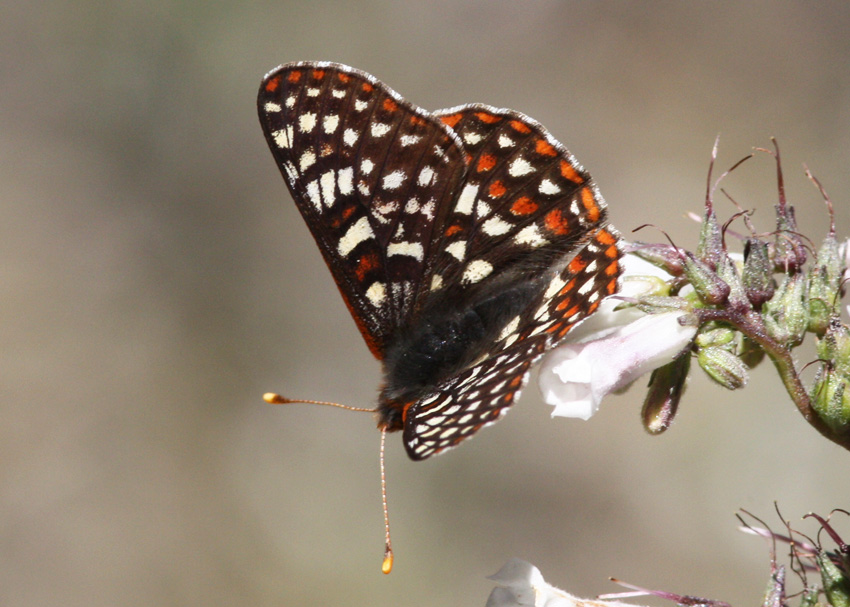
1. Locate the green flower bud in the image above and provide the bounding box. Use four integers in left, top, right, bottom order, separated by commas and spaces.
763, 273, 809, 346
696, 205, 724, 269
641, 353, 690, 435
697, 346, 749, 390
811, 369, 850, 434
809, 233, 844, 336
818, 550, 850, 607
629, 242, 685, 276
742, 238, 775, 308
695, 327, 737, 349
684, 252, 731, 306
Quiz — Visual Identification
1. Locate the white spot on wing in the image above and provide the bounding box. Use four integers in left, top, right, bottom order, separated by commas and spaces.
400, 135, 421, 146
539, 179, 561, 195
371, 123, 391, 138
338, 216, 375, 256
331, 89, 346, 98
323, 115, 339, 134
382, 170, 406, 190
285, 95, 296, 108
446, 240, 466, 261
299, 150, 316, 171
418, 166, 435, 186
264, 102, 282, 113
306, 87, 320, 97
354, 100, 368, 112
456, 184, 478, 214
462, 259, 493, 284
482, 216, 512, 236
306, 180, 321, 211
463, 131, 482, 145
320, 170, 336, 207
366, 282, 386, 306
430, 274, 443, 291
498, 134, 514, 147
299, 112, 317, 133
272, 126, 293, 149
514, 224, 548, 247
508, 157, 535, 177
388, 241, 424, 261
338, 167, 353, 195
361, 159, 374, 175
343, 128, 359, 146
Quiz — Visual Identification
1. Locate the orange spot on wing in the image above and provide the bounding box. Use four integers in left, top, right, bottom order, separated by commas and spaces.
337, 72, 351, 83
410, 115, 426, 126
312, 69, 326, 80
488, 180, 507, 198
581, 187, 601, 222
544, 209, 571, 235
560, 160, 583, 183
475, 112, 501, 123
568, 256, 588, 274
342, 205, 356, 221
265, 75, 282, 92
558, 278, 577, 296
605, 245, 619, 261
606, 278, 618, 294
510, 120, 531, 133
355, 253, 380, 281
597, 229, 617, 246
510, 196, 538, 215
477, 154, 496, 172
383, 98, 398, 112
535, 139, 557, 156
440, 113, 463, 128
508, 375, 523, 388
286, 71, 302, 84
362, 82, 373, 92
445, 225, 463, 237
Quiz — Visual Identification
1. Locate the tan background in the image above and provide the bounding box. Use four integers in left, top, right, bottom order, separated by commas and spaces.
3, 2, 850, 605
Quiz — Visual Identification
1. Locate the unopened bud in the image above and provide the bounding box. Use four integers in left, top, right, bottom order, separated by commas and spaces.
641, 353, 690, 434
763, 274, 809, 346
817, 549, 850, 607
697, 346, 749, 390
808, 233, 844, 335
629, 242, 685, 276
695, 327, 736, 349
684, 252, 731, 306
742, 238, 775, 308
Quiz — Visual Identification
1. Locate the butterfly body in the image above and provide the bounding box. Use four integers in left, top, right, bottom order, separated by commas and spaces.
258, 61, 622, 461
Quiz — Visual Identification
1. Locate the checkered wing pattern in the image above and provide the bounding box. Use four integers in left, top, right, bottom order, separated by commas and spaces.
403, 225, 620, 460
258, 62, 467, 359
258, 62, 622, 462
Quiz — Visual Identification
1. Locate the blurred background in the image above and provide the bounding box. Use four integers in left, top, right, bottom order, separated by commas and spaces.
3, 2, 850, 605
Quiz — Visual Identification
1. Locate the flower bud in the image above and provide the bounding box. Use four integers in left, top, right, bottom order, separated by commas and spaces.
641, 353, 690, 434
695, 327, 736, 349
773, 203, 807, 272
810, 370, 850, 434
808, 232, 844, 335
817, 549, 850, 607
684, 252, 730, 306
742, 238, 775, 308
763, 274, 809, 346
696, 205, 724, 269
629, 242, 685, 276
697, 346, 749, 390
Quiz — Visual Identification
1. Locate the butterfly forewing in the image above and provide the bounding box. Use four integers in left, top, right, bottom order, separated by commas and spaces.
258, 63, 467, 358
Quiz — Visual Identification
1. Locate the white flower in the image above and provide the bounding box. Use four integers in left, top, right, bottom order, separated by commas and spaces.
486, 558, 643, 607
537, 253, 696, 420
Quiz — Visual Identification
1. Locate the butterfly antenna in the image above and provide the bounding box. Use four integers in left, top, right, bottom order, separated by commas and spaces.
263, 393, 376, 413
380, 426, 394, 574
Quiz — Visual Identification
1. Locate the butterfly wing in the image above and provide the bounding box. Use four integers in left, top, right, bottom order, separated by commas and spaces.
257, 62, 468, 358
401, 107, 622, 460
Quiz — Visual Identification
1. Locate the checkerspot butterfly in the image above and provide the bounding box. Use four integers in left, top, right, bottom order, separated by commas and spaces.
259, 60, 621, 458
258, 61, 621, 569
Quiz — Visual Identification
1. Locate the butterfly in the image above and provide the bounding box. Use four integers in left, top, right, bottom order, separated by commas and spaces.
257, 61, 621, 462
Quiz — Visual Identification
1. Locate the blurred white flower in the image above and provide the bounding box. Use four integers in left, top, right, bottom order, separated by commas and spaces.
486, 558, 642, 607
537, 253, 696, 420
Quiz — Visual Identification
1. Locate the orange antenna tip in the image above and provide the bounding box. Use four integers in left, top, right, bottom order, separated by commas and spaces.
381, 549, 394, 574
263, 393, 287, 403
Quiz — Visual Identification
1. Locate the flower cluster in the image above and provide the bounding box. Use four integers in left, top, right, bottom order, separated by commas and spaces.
538, 140, 850, 451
